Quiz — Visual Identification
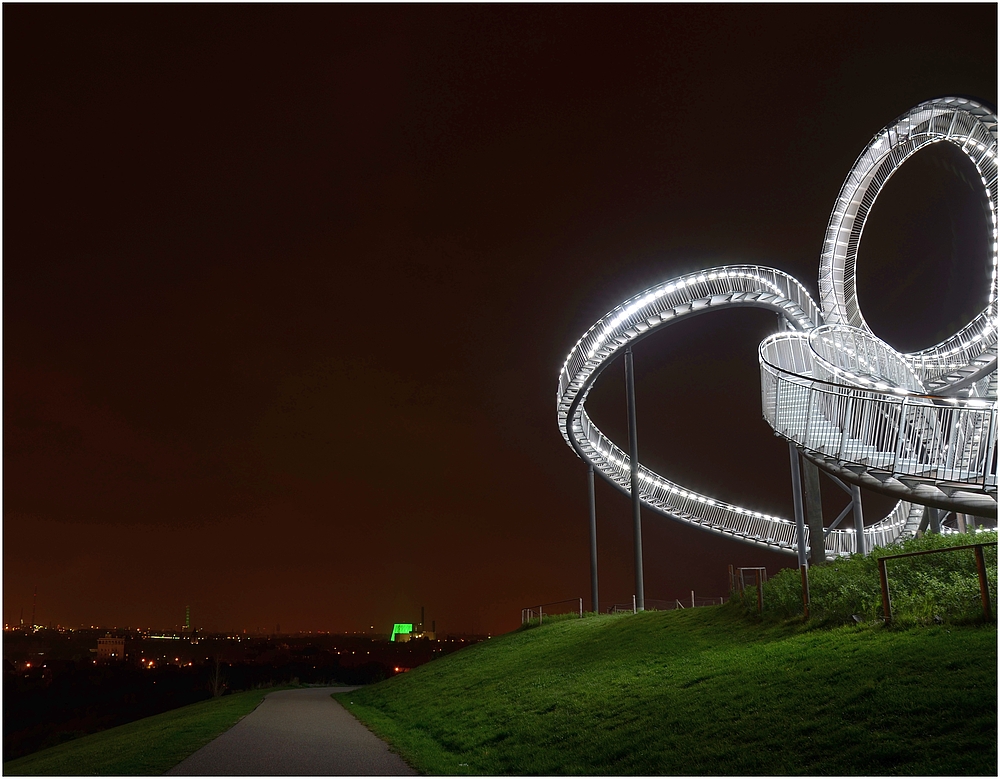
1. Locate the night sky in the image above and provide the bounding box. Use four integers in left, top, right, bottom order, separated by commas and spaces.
5, 5, 996, 635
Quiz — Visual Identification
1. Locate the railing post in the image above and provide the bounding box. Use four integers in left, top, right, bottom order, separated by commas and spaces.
892, 398, 908, 474
802, 387, 815, 447
878, 557, 891, 623
974, 545, 992, 621
943, 408, 960, 479
774, 372, 782, 430
984, 408, 997, 488
579, 598, 583, 618
840, 394, 854, 458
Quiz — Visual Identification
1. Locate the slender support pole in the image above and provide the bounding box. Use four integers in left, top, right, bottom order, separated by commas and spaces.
929, 508, 942, 535
850, 484, 866, 556
957, 513, 967, 534
625, 345, 645, 611
800, 565, 810, 619
788, 443, 808, 568
587, 464, 599, 614
802, 458, 825, 564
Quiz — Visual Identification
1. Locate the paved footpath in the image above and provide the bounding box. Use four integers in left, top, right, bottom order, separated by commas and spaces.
167, 686, 417, 776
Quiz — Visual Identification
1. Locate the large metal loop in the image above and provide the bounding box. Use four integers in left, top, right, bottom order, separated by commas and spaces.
817, 97, 998, 377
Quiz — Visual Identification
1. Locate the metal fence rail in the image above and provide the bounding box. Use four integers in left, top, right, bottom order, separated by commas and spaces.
521, 598, 583, 625
818, 97, 998, 382
877, 542, 998, 623
760, 332, 998, 493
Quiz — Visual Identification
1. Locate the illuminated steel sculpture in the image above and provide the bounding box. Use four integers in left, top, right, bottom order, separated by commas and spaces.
558, 97, 997, 564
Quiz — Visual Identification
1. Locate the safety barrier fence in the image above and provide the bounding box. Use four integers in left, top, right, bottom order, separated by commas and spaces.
521, 598, 583, 625
557, 264, 932, 558
558, 265, 822, 406
903, 314, 997, 383
625, 596, 727, 612
571, 410, 800, 550
761, 333, 997, 491
808, 325, 924, 392
877, 542, 998, 623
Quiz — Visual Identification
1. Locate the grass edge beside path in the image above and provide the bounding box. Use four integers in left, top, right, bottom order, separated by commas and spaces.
3, 686, 293, 776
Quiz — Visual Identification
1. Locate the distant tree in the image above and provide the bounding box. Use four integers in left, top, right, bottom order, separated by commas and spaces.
208, 656, 226, 697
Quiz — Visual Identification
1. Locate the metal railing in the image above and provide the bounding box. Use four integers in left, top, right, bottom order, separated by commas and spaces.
878, 542, 997, 623
521, 598, 583, 625
905, 318, 997, 385
558, 265, 823, 414
818, 98, 998, 364
661, 595, 727, 609
558, 264, 929, 558
761, 332, 997, 491
557, 97, 996, 570
808, 325, 924, 393
557, 265, 829, 557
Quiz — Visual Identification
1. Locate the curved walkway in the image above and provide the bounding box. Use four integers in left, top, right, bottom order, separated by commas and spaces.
167, 687, 416, 776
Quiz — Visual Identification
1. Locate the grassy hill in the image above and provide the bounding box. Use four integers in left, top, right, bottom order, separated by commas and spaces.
338, 606, 996, 775
6, 533, 996, 775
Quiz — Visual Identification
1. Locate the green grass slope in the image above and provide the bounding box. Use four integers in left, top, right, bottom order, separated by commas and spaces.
338, 609, 996, 775
3, 687, 283, 776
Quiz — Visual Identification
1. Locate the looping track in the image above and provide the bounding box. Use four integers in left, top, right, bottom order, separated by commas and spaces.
558, 97, 997, 560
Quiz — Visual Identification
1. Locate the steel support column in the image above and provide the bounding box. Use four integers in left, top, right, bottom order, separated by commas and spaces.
802, 457, 825, 564
587, 463, 599, 614
851, 484, 866, 556
788, 443, 808, 568
929, 508, 942, 535
624, 345, 645, 611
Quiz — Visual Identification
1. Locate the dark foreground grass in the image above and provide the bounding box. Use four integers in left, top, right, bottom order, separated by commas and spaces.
338, 608, 996, 775
3, 687, 289, 775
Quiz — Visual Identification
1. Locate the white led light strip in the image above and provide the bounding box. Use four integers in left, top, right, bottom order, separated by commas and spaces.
818, 97, 998, 385
557, 98, 997, 561
557, 265, 911, 558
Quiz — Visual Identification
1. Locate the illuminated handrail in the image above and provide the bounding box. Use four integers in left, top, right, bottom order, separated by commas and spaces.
558, 265, 821, 405
760, 332, 997, 490
904, 319, 997, 387
558, 98, 997, 567
558, 266, 907, 558
808, 325, 925, 393
818, 97, 998, 389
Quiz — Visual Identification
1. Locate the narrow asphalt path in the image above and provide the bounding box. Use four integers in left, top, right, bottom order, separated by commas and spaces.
167, 687, 416, 776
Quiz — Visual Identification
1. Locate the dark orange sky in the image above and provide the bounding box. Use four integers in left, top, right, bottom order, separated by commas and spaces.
4, 5, 996, 635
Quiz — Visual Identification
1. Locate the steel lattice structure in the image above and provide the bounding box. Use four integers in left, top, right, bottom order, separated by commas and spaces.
558, 97, 997, 560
